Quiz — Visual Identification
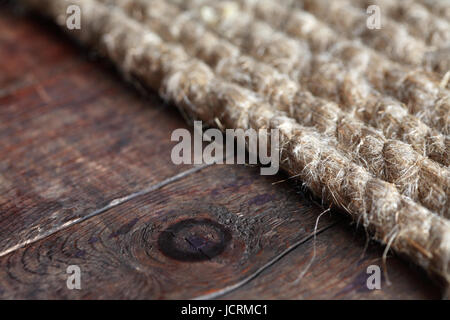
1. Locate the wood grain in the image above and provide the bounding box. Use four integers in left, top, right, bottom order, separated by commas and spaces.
0, 164, 338, 299
0, 9, 78, 90
223, 222, 441, 299
0, 8, 199, 256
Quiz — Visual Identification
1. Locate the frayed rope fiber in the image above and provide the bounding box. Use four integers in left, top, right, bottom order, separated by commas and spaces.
20, 0, 450, 288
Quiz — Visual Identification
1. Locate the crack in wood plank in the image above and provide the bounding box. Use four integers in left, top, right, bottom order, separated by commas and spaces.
193, 220, 340, 300
0, 164, 212, 258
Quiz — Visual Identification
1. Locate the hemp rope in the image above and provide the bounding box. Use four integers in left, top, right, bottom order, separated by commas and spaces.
213, 0, 450, 135
416, 0, 450, 22
250, 0, 450, 134
289, 0, 450, 75
351, 0, 450, 49
171, 0, 449, 164
95, 0, 449, 217
20, 0, 450, 289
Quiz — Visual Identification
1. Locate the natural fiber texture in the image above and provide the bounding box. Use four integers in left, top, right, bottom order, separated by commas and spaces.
234, 0, 450, 134
417, 0, 450, 21
352, 0, 450, 49
95, 0, 450, 216
171, 0, 449, 163
21, 0, 450, 289
289, 0, 450, 75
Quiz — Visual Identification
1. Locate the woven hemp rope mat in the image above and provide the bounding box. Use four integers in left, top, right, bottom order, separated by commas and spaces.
19, 0, 450, 294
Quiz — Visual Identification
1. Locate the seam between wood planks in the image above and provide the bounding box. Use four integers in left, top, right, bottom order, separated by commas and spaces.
0, 164, 212, 258
193, 220, 340, 300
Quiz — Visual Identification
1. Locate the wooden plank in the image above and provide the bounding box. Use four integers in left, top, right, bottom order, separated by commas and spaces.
0, 6, 200, 256
0, 9, 79, 90
223, 221, 441, 299
0, 164, 337, 299
0, 71, 198, 256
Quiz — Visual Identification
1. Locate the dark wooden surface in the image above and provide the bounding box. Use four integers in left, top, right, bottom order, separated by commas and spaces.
0, 5, 442, 299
